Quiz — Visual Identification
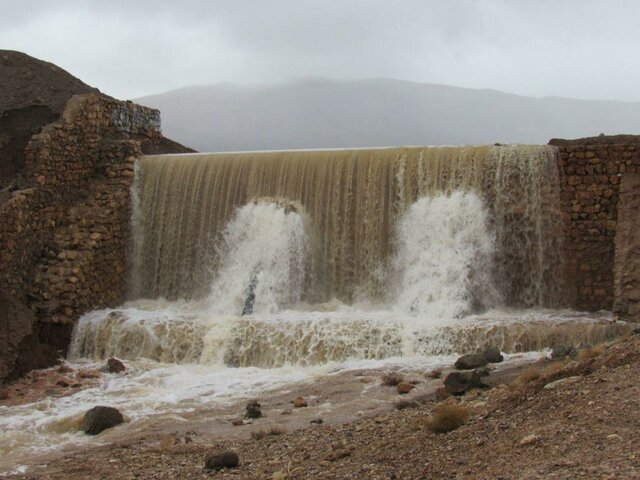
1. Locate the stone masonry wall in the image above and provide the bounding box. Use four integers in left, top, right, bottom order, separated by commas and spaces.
0, 94, 162, 381
613, 174, 640, 322
551, 136, 640, 315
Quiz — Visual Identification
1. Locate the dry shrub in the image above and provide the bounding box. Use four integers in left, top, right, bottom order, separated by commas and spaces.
514, 367, 541, 386
381, 371, 404, 386
578, 344, 606, 361
425, 403, 469, 433
540, 361, 566, 377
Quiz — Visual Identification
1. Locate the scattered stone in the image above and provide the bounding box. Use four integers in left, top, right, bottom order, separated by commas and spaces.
310, 418, 323, 424
543, 376, 581, 390
444, 371, 486, 395
281, 409, 292, 415
326, 449, 351, 461
482, 346, 504, 363
606, 434, 622, 442
232, 419, 244, 426
435, 387, 451, 401
551, 345, 577, 360
82, 406, 124, 435
519, 434, 540, 446
204, 450, 239, 470
293, 396, 308, 408
425, 369, 442, 379
454, 353, 488, 370
106, 358, 125, 374
396, 382, 414, 394
245, 400, 262, 419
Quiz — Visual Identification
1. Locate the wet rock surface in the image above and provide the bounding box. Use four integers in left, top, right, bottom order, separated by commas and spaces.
82, 406, 124, 435
454, 353, 488, 370
106, 358, 125, 374
444, 370, 487, 395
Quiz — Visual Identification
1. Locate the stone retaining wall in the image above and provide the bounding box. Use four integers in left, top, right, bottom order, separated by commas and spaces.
551, 136, 639, 316
0, 94, 164, 381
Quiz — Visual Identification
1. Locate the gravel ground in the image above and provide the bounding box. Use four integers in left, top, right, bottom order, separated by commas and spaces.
10, 334, 640, 479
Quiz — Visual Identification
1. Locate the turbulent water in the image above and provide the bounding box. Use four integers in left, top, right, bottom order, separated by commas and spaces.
1, 144, 626, 473
129, 145, 563, 307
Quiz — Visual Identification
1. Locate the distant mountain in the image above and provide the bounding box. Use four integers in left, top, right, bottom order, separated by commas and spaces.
136, 78, 640, 152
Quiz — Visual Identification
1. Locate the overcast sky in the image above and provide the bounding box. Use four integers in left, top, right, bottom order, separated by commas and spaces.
1, 0, 639, 101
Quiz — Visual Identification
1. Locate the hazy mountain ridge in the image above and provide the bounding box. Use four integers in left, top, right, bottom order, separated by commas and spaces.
136, 78, 640, 152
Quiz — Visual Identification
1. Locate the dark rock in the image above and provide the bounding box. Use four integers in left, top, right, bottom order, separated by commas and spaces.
474, 367, 491, 377
231, 419, 244, 426
444, 371, 487, 395
245, 400, 262, 419
0, 388, 9, 400
106, 357, 125, 374
551, 345, 578, 360
454, 353, 488, 370
482, 346, 504, 363
82, 405, 124, 435
204, 450, 239, 470
310, 418, 323, 424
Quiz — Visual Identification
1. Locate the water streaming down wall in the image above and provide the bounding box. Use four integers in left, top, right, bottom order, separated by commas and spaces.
129, 145, 564, 308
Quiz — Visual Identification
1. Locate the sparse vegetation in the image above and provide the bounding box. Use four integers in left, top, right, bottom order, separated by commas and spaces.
425, 403, 469, 433
578, 344, 606, 361
514, 367, 542, 386
381, 371, 404, 386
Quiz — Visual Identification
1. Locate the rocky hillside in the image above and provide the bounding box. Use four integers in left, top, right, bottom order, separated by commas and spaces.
0, 50, 99, 189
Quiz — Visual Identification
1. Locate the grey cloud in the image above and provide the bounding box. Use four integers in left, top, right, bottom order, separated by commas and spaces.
1, 0, 639, 101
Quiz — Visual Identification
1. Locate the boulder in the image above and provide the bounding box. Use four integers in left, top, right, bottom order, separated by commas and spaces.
106, 357, 125, 374
204, 450, 239, 470
551, 345, 577, 360
482, 346, 503, 363
454, 353, 487, 370
82, 406, 124, 435
444, 371, 487, 395
245, 400, 262, 419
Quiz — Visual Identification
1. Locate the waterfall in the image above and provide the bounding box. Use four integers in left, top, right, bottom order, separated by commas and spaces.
66, 143, 599, 368
392, 191, 498, 319
207, 200, 308, 315
129, 145, 563, 308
